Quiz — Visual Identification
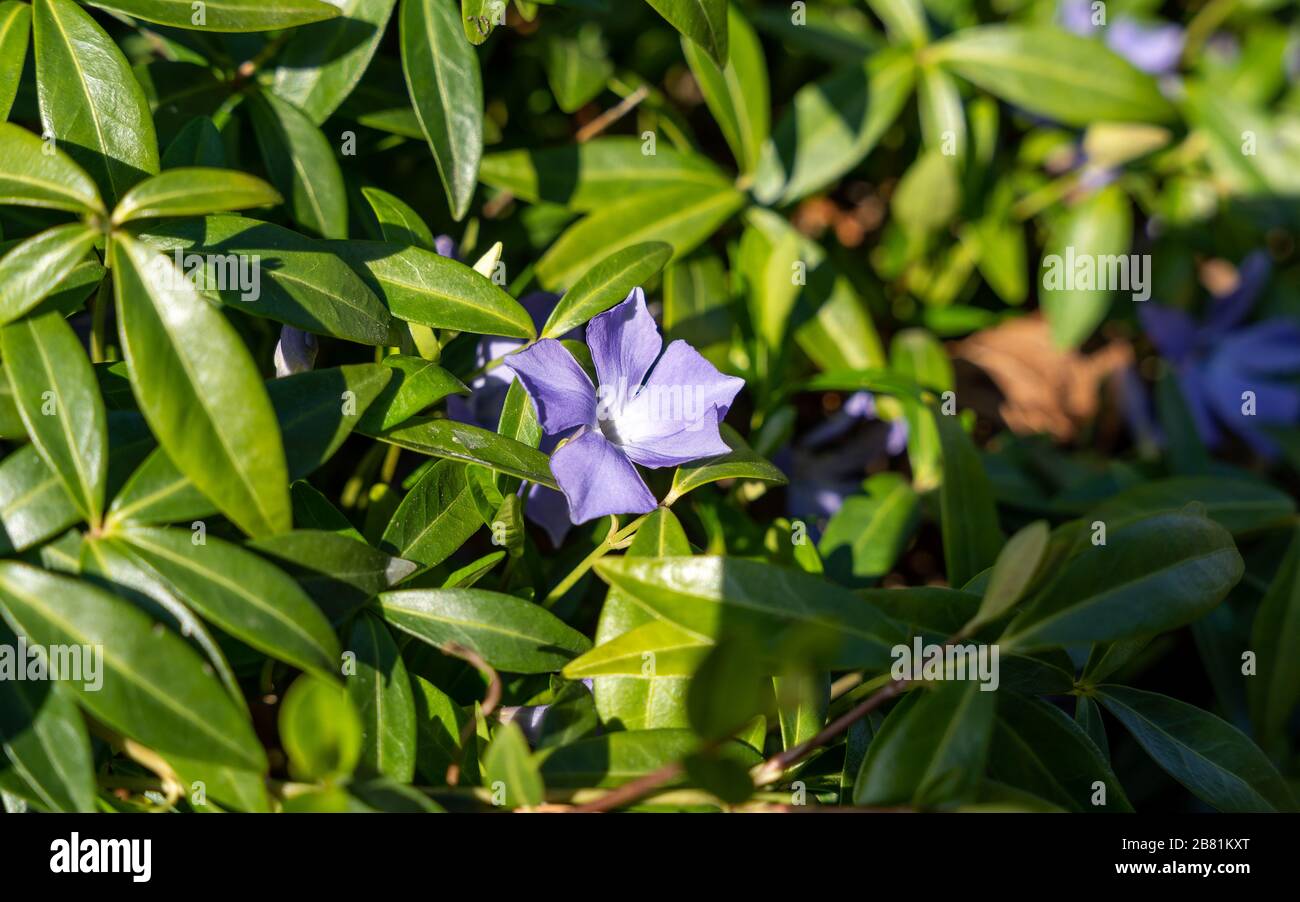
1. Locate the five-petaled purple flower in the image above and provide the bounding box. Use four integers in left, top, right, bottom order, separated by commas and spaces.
1059, 0, 1185, 76
506, 289, 744, 524
1140, 251, 1300, 456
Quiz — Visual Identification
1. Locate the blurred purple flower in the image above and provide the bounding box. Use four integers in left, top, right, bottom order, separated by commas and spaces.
1140, 252, 1300, 455
1057, 1, 1184, 75
506, 289, 743, 525
782, 391, 908, 522
273, 326, 317, 377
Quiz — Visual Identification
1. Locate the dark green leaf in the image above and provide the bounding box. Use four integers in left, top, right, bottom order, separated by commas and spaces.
346, 611, 416, 782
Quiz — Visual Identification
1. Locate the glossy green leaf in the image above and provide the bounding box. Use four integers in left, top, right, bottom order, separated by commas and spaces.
478, 137, 731, 212
112, 168, 281, 223
1249, 526, 1300, 749
110, 231, 291, 538
279, 674, 362, 783
380, 459, 480, 568
346, 611, 416, 782
854, 682, 995, 808
160, 117, 225, 169
84, 0, 341, 31
1, 312, 106, 524
359, 186, 435, 249
737, 207, 801, 351
112, 525, 340, 678
564, 619, 710, 679
935, 407, 1003, 587
0, 224, 100, 327
270, 0, 398, 124
0, 562, 265, 771
538, 729, 761, 789
400, 0, 483, 220
1003, 510, 1243, 652
365, 416, 556, 489
681, 4, 767, 175
687, 633, 767, 741
33, 0, 159, 207
411, 672, 474, 784
987, 692, 1131, 812
0, 2, 31, 121
1098, 685, 1294, 813
931, 26, 1177, 126
0, 446, 80, 554
917, 65, 965, 161
818, 472, 920, 587
593, 555, 905, 670
645, 0, 727, 65
377, 587, 592, 672
542, 242, 672, 339
544, 24, 611, 113
357, 356, 467, 433
535, 182, 745, 290
1091, 476, 1295, 538
0, 622, 95, 813
483, 721, 543, 808
329, 240, 534, 339
667, 424, 787, 501
755, 48, 914, 206
964, 520, 1049, 634
137, 216, 395, 345
0, 122, 103, 213
247, 91, 347, 239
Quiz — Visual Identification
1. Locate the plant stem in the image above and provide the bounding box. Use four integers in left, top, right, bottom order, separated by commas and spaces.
541, 510, 654, 607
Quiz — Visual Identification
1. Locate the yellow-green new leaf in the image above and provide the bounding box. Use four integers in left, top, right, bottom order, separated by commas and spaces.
964, 520, 1050, 634
0, 122, 103, 213
0, 2, 31, 121
0, 224, 99, 327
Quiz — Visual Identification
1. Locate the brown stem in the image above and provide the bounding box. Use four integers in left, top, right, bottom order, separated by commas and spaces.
574, 86, 649, 143
442, 642, 501, 787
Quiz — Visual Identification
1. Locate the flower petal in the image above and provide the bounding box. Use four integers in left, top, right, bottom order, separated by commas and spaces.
1213, 320, 1300, 377
273, 326, 317, 377
550, 428, 657, 524
1138, 304, 1198, 362
585, 288, 662, 395
504, 339, 597, 434
619, 406, 733, 468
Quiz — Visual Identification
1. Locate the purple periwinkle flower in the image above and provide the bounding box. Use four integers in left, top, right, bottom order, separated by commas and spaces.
273, 326, 317, 377
1106, 19, 1185, 76
1140, 251, 1300, 456
505, 289, 744, 525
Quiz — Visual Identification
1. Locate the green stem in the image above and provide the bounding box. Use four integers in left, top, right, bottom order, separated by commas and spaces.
541, 510, 655, 607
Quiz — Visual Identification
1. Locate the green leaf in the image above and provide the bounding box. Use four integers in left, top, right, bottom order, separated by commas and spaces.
110, 231, 291, 538
249, 529, 417, 621
538, 729, 761, 789
737, 207, 801, 351
544, 24, 612, 113
400, 0, 483, 220
818, 472, 920, 587
84, 0, 341, 31
0, 2, 31, 121
535, 182, 745, 290
111, 525, 341, 678
279, 674, 362, 783
1098, 685, 1294, 813
1249, 526, 1300, 749
247, 91, 347, 239
0, 224, 100, 327
0, 122, 104, 214
0, 562, 265, 771
1, 313, 106, 525
891, 150, 959, 233
161, 117, 225, 169
380, 459, 480, 568
0, 446, 80, 554
754, 48, 914, 206
681, 4, 768, 175
270, 0, 398, 124
346, 611, 417, 782
667, 424, 787, 502
359, 186, 436, 249
988, 692, 1131, 812
645, 0, 727, 65
964, 520, 1050, 634
1040, 184, 1133, 348
542, 242, 672, 339
0, 622, 95, 812
111, 168, 281, 223
137, 216, 394, 345
329, 240, 534, 339
688, 633, 767, 741
411, 672, 474, 784
357, 356, 467, 433
483, 721, 544, 808
865, 0, 927, 45
461, 0, 500, 44
935, 406, 1003, 587
1003, 510, 1243, 652
478, 137, 731, 212
377, 587, 592, 673
33, 0, 159, 207
107, 364, 392, 527
564, 619, 711, 678
931, 25, 1176, 126
593, 556, 905, 670
365, 416, 557, 489
1090, 476, 1295, 538
917, 65, 965, 161
854, 682, 995, 808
